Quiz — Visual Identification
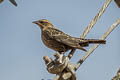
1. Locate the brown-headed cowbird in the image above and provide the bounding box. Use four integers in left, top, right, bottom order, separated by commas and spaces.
33, 19, 106, 53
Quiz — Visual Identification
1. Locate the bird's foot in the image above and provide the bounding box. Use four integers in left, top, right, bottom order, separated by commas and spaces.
57, 54, 63, 64
54, 52, 63, 64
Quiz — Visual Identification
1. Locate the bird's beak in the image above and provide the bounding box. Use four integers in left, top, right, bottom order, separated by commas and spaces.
32, 20, 43, 29
32, 21, 39, 24
32, 21, 42, 26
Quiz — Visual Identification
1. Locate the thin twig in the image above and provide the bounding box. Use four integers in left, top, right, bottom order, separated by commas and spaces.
75, 18, 120, 71
112, 67, 120, 80
68, 0, 112, 59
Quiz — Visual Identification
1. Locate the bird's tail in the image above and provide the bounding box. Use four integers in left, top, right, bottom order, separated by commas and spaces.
76, 38, 106, 52
86, 39, 106, 44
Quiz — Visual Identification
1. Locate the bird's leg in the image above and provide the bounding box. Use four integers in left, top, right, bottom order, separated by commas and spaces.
59, 53, 63, 64
68, 49, 76, 59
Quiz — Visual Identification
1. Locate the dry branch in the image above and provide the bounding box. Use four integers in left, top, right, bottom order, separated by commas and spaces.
112, 68, 120, 80
81, 0, 112, 38
68, 0, 112, 59
43, 52, 76, 80
52, 0, 113, 79
75, 18, 120, 70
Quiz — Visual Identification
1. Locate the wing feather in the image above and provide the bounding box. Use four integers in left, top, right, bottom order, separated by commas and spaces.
46, 28, 88, 51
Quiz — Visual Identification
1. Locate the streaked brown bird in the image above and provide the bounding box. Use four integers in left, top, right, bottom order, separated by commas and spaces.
33, 19, 106, 53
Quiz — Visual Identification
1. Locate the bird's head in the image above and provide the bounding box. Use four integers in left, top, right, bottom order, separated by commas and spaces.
32, 19, 54, 29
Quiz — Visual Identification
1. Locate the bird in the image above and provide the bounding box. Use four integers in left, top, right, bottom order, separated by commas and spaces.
33, 19, 106, 53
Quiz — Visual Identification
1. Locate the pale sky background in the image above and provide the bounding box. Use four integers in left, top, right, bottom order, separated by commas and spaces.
0, 0, 120, 80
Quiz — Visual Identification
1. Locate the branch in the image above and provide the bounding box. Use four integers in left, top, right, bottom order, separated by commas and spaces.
112, 67, 120, 80
68, 0, 112, 59
75, 18, 120, 71
43, 52, 76, 80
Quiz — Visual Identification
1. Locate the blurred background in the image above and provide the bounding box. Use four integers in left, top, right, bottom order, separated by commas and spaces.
0, 0, 120, 80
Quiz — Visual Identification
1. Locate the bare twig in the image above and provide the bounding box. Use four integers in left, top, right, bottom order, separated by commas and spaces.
68, 0, 112, 59
80, 0, 112, 38
112, 67, 120, 80
75, 18, 120, 71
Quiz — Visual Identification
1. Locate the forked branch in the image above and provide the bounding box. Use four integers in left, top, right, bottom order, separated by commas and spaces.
68, 0, 112, 59
112, 67, 120, 80
75, 18, 120, 71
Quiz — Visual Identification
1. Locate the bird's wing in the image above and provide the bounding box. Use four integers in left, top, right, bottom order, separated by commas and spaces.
47, 28, 87, 51
9, 0, 17, 6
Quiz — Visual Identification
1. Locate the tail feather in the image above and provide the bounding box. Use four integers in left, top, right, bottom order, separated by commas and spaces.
87, 39, 106, 44
76, 46, 87, 52
76, 38, 106, 52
